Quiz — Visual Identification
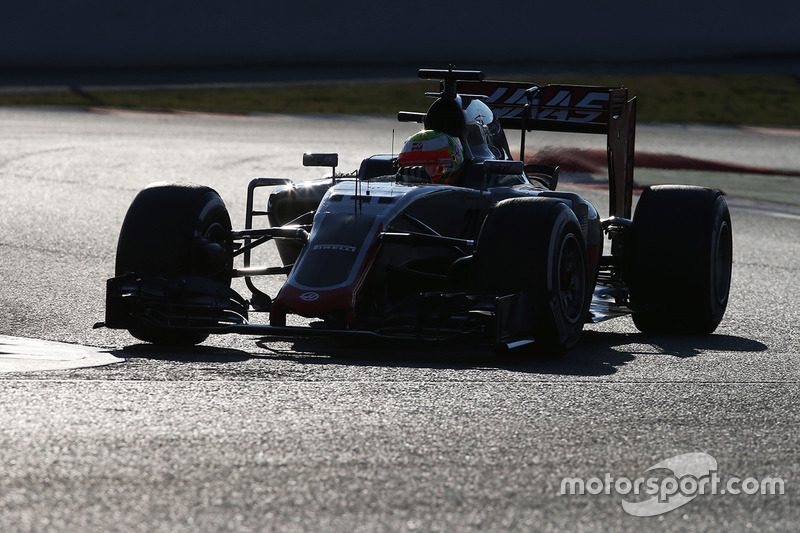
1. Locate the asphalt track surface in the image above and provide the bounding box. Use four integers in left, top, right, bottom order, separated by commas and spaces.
1, 108, 799, 532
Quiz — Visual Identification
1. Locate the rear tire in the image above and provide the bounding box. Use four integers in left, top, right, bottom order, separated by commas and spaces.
474, 197, 589, 356
629, 185, 733, 334
115, 182, 233, 345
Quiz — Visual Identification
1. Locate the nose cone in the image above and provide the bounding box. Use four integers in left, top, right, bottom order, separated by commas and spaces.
272, 282, 356, 318
269, 211, 383, 325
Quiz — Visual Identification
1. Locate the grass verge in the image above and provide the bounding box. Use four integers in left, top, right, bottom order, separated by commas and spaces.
2, 73, 800, 128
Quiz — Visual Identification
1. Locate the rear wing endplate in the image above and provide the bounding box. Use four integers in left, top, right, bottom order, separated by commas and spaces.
458, 80, 637, 218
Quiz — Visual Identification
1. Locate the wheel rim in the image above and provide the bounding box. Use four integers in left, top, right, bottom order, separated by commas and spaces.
204, 220, 227, 244
557, 233, 586, 324
193, 210, 233, 282
713, 220, 733, 305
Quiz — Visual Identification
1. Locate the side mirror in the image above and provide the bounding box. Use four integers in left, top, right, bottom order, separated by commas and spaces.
302, 152, 338, 168
525, 164, 560, 191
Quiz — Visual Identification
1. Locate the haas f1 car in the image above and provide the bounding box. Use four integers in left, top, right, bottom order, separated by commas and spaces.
98, 68, 733, 355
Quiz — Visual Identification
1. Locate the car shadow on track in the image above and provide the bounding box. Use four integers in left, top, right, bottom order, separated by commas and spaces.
113, 343, 253, 363
108, 330, 766, 379
250, 330, 767, 377
612, 332, 768, 358
250, 331, 635, 377
107, 337, 628, 378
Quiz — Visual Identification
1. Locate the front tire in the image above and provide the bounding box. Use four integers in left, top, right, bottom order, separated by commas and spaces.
115, 182, 233, 345
474, 197, 590, 356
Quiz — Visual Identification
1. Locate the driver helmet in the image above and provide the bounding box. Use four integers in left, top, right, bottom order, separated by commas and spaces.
397, 130, 464, 184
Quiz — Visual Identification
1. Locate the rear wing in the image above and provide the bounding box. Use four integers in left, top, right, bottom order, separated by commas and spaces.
459, 80, 637, 218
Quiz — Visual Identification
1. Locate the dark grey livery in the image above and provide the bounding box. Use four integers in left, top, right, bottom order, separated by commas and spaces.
98, 68, 733, 356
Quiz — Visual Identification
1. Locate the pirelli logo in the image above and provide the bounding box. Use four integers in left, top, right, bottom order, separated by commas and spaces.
313, 244, 357, 252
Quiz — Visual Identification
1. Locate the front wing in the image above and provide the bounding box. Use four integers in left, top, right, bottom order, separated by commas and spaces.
98, 273, 548, 350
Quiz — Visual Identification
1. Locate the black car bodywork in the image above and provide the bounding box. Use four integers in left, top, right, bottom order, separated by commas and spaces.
98, 68, 733, 355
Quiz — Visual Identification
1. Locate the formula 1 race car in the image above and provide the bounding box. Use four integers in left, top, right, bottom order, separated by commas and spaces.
97, 67, 733, 355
